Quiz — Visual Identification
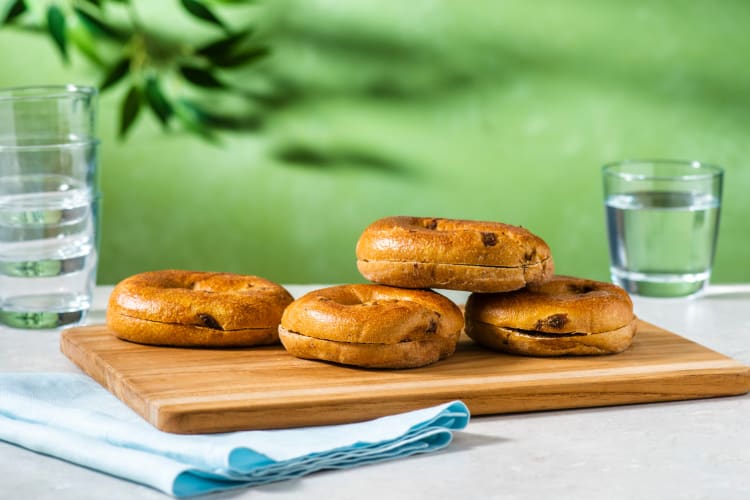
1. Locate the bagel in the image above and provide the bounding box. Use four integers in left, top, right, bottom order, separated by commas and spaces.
278, 284, 464, 368
106, 270, 293, 347
356, 216, 554, 292
464, 275, 637, 356
278, 330, 455, 370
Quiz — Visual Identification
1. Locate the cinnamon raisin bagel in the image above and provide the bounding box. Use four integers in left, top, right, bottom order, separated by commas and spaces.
464, 275, 637, 356
356, 216, 554, 292
278, 284, 463, 368
106, 270, 293, 347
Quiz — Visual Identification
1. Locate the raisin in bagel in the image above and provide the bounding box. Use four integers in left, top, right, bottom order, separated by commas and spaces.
464, 275, 637, 356
279, 284, 463, 368
356, 216, 554, 292
107, 270, 293, 347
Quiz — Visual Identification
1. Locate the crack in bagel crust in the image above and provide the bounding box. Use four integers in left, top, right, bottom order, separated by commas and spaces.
500, 326, 587, 338
283, 328, 431, 345
278, 326, 455, 369
356, 258, 554, 293
474, 321, 631, 338
118, 313, 273, 332
465, 318, 638, 357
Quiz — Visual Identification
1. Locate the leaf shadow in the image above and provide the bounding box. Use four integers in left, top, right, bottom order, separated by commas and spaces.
273, 143, 420, 177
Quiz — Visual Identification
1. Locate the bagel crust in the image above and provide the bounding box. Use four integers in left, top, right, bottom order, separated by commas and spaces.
355, 216, 554, 292
356, 259, 552, 294
279, 284, 463, 368
465, 275, 637, 356
465, 319, 638, 356
106, 270, 293, 347
279, 327, 455, 369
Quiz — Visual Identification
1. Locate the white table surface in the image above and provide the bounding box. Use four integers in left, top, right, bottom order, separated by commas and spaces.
2, 284, 749, 499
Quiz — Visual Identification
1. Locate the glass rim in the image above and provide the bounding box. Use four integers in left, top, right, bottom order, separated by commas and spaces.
0, 137, 100, 152
602, 159, 723, 181
0, 84, 97, 102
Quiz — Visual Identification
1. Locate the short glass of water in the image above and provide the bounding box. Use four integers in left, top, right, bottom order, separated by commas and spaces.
0, 85, 100, 328
603, 159, 723, 298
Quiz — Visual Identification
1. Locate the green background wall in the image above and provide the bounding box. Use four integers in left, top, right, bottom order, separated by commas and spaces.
2, 0, 749, 285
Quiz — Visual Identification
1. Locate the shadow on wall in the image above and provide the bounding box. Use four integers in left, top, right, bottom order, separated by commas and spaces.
1, 0, 748, 284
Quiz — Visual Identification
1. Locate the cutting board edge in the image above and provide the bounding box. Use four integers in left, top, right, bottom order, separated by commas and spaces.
150, 364, 750, 434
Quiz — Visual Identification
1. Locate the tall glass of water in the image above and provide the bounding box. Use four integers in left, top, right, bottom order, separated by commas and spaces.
603, 159, 723, 298
0, 85, 100, 328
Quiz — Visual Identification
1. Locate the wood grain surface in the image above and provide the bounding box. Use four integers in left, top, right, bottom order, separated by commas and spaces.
60, 321, 750, 434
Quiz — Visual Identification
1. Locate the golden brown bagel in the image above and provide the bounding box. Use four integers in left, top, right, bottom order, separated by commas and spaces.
106, 270, 293, 347
464, 275, 637, 356
279, 284, 463, 368
278, 330, 456, 369
356, 216, 554, 292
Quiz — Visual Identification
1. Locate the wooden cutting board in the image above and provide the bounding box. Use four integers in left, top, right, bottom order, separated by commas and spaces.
60, 321, 750, 434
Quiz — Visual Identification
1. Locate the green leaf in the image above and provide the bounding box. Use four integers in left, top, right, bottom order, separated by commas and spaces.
178, 65, 224, 88
196, 30, 251, 59
211, 46, 269, 68
74, 7, 128, 41
185, 101, 261, 130
80, 0, 102, 7
46, 5, 68, 63
119, 85, 142, 139
173, 99, 219, 143
196, 31, 270, 68
180, 0, 228, 32
68, 25, 105, 66
99, 57, 130, 91
202, 111, 261, 130
145, 77, 173, 127
3, 0, 27, 24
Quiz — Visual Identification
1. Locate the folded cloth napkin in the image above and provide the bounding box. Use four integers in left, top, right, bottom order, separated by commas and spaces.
0, 373, 469, 497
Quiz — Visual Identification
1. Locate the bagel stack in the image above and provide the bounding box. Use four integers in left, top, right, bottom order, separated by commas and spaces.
280, 215, 558, 368
350, 215, 636, 358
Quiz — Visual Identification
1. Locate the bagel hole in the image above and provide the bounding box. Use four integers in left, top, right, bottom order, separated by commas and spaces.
568, 284, 596, 294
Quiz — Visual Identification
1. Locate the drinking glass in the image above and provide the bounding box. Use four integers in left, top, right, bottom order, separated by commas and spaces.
602, 159, 723, 298
0, 85, 100, 328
